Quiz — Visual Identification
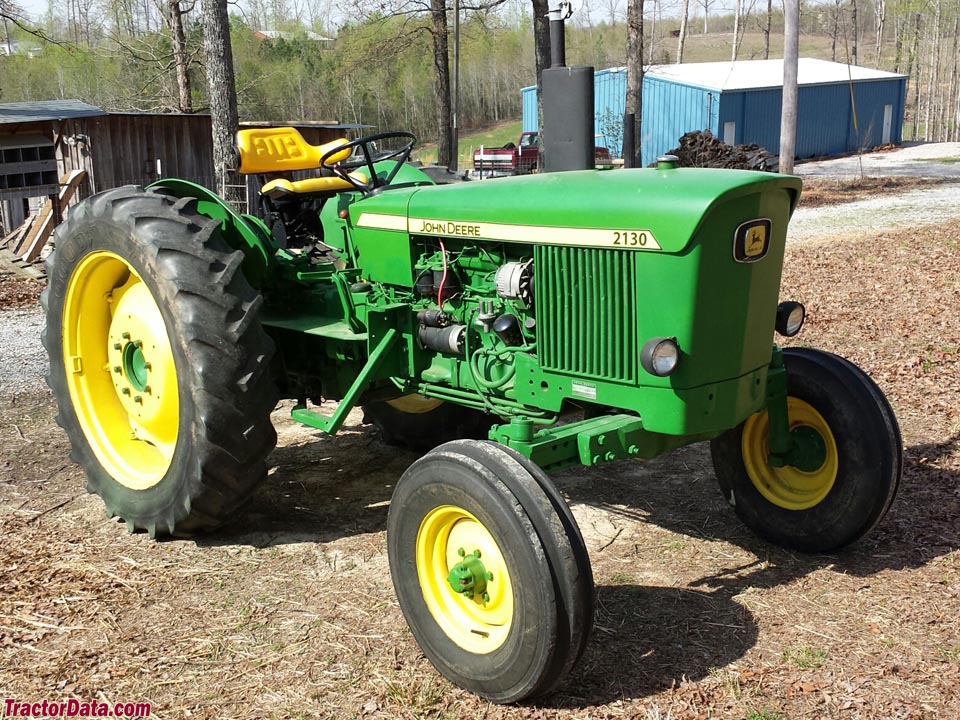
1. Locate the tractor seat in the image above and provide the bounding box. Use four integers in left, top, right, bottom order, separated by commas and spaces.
260, 172, 370, 200
236, 126, 352, 174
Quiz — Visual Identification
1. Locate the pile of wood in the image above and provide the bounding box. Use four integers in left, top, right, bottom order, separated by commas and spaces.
1, 170, 87, 275
658, 130, 777, 172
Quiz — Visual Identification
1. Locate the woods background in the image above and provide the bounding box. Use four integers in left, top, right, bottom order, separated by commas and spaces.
0, 0, 958, 153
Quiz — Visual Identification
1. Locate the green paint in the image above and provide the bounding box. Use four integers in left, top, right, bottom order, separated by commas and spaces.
154, 160, 812, 477
446, 550, 488, 599
122, 342, 148, 392
147, 178, 275, 286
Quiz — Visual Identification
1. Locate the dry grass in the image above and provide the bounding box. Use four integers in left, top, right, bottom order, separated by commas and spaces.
1, 220, 958, 719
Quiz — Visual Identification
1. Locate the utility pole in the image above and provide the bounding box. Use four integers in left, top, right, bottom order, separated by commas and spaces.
779, 0, 799, 174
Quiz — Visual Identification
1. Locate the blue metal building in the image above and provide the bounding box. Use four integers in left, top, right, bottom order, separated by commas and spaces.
521, 58, 908, 165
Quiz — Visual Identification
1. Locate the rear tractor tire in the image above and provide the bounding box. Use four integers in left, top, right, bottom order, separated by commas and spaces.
710, 348, 902, 553
42, 186, 278, 537
387, 440, 594, 703
363, 395, 495, 453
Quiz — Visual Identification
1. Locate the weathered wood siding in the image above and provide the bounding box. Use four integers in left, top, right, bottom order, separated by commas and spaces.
1, 114, 349, 231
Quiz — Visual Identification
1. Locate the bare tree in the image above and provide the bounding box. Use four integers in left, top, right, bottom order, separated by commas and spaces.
873, 0, 886, 63
780, 0, 798, 174
763, 0, 772, 59
605, 0, 620, 24
625, 0, 643, 165
166, 0, 193, 112
830, 0, 841, 61
532, 0, 550, 134
698, 0, 713, 33
732, 0, 741, 60
430, 0, 453, 166
850, 0, 858, 65
676, 0, 689, 62
908, 11, 921, 139
201, 0, 239, 199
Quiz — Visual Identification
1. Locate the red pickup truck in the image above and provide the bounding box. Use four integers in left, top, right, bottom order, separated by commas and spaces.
473, 131, 613, 176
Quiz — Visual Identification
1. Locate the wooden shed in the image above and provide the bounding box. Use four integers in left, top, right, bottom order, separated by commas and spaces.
0, 99, 364, 242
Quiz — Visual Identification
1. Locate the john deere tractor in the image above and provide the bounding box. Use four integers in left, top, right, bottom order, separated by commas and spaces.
43, 127, 901, 703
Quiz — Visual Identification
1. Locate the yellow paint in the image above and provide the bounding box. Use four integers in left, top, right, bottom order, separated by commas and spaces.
744, 225, 768, 257
741, 397, 838, 510
236, 127, 351, 174
63, 251, 179, 490
354, 213, 663, 251
386, 394, 444, 414
416, 505, 513, 654
261, 171, 369, 198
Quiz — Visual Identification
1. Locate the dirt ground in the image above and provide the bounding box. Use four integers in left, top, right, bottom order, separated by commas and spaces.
1, 187, 958, 719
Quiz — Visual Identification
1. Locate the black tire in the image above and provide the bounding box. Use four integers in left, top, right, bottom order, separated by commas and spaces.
42, 186, 278, 537
710, 347, 902, 552
387, 440, 594, 703
363, 396, 495, 453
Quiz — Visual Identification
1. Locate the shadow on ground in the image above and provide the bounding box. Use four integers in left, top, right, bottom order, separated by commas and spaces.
187, 419, 957, 704
554, 584, 756, 706
554, 433, 960, 595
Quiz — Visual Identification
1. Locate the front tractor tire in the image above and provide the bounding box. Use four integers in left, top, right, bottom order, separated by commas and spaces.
387, 440, 594, 703
711, 348, 902, 553
43, 186, 278, 537
363, 395, 495, 453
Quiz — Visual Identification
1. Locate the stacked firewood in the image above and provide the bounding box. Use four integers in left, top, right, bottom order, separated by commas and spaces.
658, 130, 777, 172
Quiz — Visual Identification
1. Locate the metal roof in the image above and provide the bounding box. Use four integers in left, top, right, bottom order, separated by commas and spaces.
642, 58, 907, 92
0, 99, 107, 125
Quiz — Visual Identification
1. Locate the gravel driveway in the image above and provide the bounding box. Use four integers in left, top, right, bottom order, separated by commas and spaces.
789, 140, 960, 241
795, 141, 960, 179
0, 307, 46, 397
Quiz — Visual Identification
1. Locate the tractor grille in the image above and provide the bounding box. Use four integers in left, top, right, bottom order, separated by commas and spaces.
535, 246, 638, 384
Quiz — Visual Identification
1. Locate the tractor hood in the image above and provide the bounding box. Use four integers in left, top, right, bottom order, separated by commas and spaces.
389, 167, 801, 254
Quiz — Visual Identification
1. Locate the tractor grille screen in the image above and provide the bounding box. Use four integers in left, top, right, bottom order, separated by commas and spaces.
535, 246, 638, 384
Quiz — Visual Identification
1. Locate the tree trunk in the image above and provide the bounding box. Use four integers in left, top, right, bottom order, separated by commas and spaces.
763, 0, 772, 59
169, 0, 192, 112
532, 0, 550, 140
430, 0, 452, 167
626, 0, 644, 166
949, 14, 959, 141
850, 0, 858, 65
893, 12, 902, 72
873, 0, 885, 64
780, 0, 799, 174
732, 0, 741, 61
201, 0, 240, 201
647, 0, 657, 63
677, 0, 689, 62
910, 12, 921, 140
831, 0, 840, 61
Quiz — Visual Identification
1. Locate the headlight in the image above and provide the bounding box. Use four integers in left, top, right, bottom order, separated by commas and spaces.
641, 337, 680, 376
776, 301, 806, 337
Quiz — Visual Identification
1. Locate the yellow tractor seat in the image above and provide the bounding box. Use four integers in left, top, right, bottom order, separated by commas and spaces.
260, 172, 370, 200
236, 127, 352, 174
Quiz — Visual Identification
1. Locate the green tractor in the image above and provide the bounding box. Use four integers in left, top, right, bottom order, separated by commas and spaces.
43, 127, 901, 703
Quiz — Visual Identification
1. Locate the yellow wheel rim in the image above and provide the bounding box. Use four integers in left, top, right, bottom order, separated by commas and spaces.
387, 394, 444, 414
416, 505, 513, 654
63, 251, 179, 490
742, 397, 838, 510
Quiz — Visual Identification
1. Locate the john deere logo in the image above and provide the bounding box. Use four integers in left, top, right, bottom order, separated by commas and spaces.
733, 219, 772, 263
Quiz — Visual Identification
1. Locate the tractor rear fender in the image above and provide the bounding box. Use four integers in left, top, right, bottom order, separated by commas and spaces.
147, 178, 275, 287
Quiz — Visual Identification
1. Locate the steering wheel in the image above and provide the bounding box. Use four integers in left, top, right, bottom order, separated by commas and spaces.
319, 131, 416, 193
